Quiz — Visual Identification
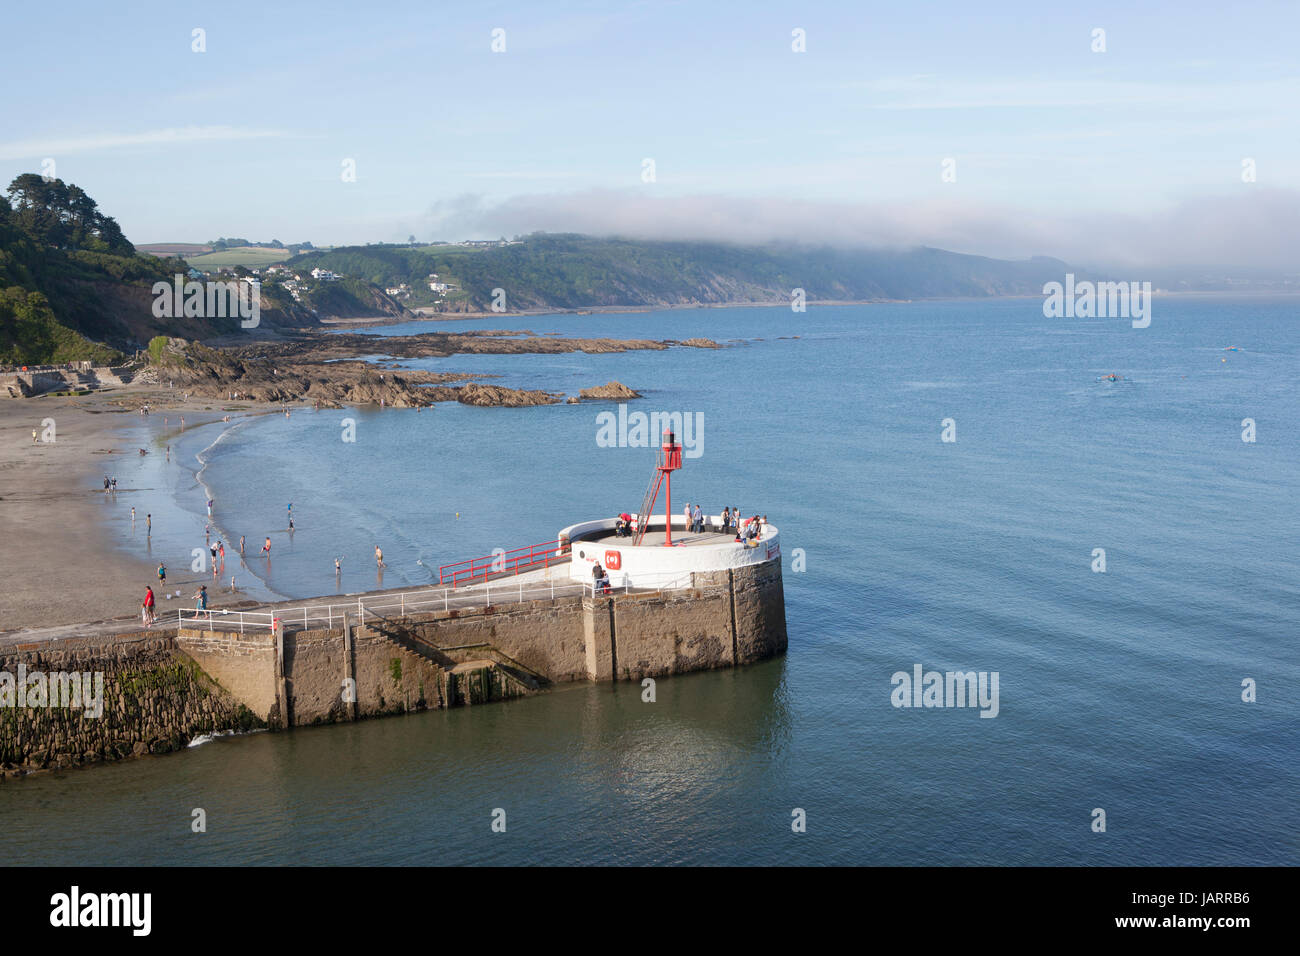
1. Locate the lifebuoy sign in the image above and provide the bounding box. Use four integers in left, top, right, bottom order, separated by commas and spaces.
604, 550, 622, 570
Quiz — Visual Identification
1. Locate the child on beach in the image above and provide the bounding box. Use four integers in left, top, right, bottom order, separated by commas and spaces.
261, 537, 271, 556
157, 563, 166, 584
194, 586, 208, 612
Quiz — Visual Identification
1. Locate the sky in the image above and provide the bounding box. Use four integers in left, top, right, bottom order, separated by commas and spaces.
1, 0, 1297, 269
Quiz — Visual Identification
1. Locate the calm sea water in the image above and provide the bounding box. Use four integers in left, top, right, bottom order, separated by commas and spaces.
6, 296, 1298, 865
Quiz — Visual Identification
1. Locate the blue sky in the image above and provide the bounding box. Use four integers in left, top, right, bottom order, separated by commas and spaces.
1, 0, 1296, 266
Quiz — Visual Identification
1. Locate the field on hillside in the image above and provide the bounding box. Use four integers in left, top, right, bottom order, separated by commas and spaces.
186, 247, 292, 268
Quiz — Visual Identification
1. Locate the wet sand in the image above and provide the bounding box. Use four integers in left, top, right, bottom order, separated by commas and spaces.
0, 389, 269, 633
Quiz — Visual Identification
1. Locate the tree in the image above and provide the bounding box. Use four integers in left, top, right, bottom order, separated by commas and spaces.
4, 175, 134, 255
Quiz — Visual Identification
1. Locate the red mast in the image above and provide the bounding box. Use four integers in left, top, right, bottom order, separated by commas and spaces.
660, 429, 682, 546
633, 429, 684, 547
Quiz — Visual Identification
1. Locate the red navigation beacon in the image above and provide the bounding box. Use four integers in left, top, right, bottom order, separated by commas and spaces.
660, 429, 682, 546
632, 429, 685, 547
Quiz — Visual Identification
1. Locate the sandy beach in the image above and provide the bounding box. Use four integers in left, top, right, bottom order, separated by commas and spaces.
0, 388, 271, 633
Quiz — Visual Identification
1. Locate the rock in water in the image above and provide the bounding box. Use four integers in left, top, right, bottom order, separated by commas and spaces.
455, 383, 564, 407
577, 381, 641, 401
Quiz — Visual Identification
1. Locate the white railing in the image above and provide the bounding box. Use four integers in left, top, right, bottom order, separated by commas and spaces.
175, 571, 703, 635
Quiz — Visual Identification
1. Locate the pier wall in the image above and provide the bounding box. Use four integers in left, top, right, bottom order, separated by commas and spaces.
0, 632, 261, 779
179, 558, 786, 725
2, 559, 786, 778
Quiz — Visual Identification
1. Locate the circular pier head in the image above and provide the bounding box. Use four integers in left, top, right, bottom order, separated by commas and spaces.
559, 515, 780, 590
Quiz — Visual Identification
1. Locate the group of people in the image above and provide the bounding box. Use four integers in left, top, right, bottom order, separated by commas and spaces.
140, 582, 208, 627
717, 507, 765, 545
675, 504, 766, 543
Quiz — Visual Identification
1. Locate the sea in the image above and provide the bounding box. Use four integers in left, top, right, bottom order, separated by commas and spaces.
4, 295, 1297, 865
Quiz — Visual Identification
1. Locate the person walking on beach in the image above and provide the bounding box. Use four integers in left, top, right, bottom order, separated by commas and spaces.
375, 545, 385, 568
146, 513, 152, 535
261, 537, 272, 556
131, 507, 136, 522
142, 586, 156, 627
209, 542, 218, 566
239, 535, 245, 555
31, 427, 38, 444
194, 585, 208, 612
207, 498, 213, 517
218, 541, 225, 563
157, 562, 166, 585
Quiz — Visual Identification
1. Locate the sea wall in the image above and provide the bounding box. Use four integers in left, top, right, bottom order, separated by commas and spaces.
179, 558, 787, 727
2, 559, 786, 777
0, 632, 262, 780
0, 364, 132, 398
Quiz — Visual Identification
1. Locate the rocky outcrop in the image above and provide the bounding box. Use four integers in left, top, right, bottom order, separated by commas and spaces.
677, 338, 720, 349
578, 381, 641, 401
456, 383, 564, 407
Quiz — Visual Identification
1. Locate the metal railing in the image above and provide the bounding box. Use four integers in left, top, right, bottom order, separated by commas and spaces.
437, 539, 567, 587
175, 569, 701, 635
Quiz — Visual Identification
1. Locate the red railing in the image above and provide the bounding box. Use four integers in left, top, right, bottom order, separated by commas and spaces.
438, 539, 567, 587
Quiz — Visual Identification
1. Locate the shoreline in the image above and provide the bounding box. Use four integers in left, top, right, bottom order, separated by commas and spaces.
0, 391, 289, 634
341, 289, 1300, 330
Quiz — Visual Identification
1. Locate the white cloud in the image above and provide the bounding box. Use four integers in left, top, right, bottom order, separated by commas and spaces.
0, 126, 285, 160
422, 188, 1300, 272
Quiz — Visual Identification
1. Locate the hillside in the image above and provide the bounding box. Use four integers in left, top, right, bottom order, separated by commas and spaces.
1, 178, 1075, 366
0, 177, 321, 365
286, 235, 1070, 312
